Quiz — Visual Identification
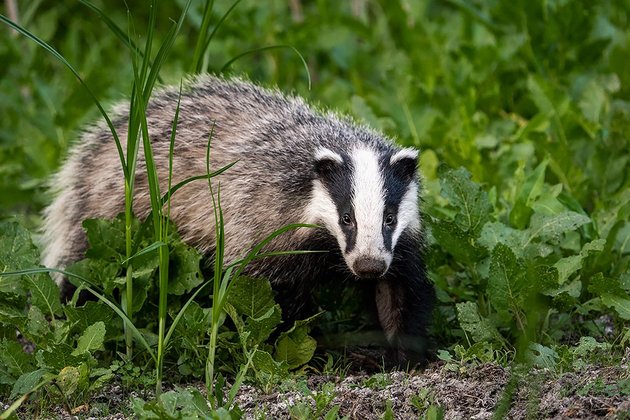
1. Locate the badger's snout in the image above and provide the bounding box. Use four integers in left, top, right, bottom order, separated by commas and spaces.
353, 257, 387, 278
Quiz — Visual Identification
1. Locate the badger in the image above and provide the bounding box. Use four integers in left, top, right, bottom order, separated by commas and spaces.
42, 76, 435, 363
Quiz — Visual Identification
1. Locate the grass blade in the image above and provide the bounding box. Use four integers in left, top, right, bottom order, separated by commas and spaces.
221, 44, 312, 90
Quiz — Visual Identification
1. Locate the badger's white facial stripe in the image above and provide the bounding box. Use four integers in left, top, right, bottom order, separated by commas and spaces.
304, 179, 347, 250
392, 180, 420, 245
315, 148, 344, 165
390, 148, 418, 165
347, 148, 389, 262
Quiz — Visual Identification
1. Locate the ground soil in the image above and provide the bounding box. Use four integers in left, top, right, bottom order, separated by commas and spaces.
8, 353, 628, 419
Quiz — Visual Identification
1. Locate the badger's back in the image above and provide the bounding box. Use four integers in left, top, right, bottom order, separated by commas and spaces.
41, 76, 396, 274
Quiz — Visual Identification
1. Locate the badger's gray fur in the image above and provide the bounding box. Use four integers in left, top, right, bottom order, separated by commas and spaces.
42, 76, 434, 363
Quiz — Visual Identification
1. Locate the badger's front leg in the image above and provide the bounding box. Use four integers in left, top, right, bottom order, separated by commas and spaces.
376, 246, 434, 365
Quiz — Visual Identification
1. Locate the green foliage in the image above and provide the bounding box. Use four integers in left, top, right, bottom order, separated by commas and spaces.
0, 216, 317, 413
288, 381, 342, 420
2, 0, 630, 415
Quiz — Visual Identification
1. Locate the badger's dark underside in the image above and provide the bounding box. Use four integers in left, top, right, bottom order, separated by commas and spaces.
244, 228, 435, 366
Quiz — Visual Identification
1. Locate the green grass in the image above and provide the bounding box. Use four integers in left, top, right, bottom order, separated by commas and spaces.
1, 0, 630, 417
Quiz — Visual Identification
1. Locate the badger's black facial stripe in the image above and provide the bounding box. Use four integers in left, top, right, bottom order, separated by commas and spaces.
314, 153, 357, 253
380, 151, 418, 251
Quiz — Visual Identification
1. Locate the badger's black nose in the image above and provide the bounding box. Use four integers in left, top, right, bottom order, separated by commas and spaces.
354, 257, 387, 278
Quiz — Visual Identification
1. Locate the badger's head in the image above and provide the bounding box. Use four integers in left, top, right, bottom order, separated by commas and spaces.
306, 146, 420, 278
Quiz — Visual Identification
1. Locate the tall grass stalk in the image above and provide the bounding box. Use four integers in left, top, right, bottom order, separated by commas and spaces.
123, 0, 191, 393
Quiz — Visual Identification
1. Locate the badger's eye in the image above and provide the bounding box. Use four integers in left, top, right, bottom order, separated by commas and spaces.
384, 213, 396, 226
341, 213, 352, 226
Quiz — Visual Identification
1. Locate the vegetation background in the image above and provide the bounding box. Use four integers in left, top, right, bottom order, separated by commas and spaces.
1, 0, 629, 417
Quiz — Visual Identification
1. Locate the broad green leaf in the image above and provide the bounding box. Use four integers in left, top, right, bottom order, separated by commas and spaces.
167, 241, 203, 295
523, 212, 591, 249
65, 258, 120, 294
526, 343, 558, 369
579, 78, 607, 123
246, 304, 282, 345
478, 221, 523, 255
455, 302, 502, 344
0, 222, 45, 297
72, 321, 106, 356
0, 339, 35, 382
83, 216, 128, 262
227, 276, 276, 319
553, 239, 605, 284
438, 167, 492, 236
530, 184, 566, 216
430, 219, 484, 264
528, 265, 559, 294
9, 368, 49, 400
510, 158, 548, 229
36, 344, 84, 370
26, 306, 50, 342
172, 301, 211, 338
64, 301, 118, 338
588, 272, 625, 296
274, 321, 317, 369
0, 222, 41, 272
0, 295, 27, 329
252, 348, 288, 376
23, 272, 62, 318
487, 244, 527, 322
600, 294, 630, 320
57, 364, 88, 396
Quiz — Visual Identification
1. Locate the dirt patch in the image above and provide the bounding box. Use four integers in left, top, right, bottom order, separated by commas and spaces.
232, 361, 629, 419
4, 360, 630, 418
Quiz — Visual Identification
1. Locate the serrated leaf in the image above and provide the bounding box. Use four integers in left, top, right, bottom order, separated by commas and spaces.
246, 304, 282, 345
523, 211, 591, 248
430, 219, 483, 264
26, 306, 50, 341
274, 322, 317, 369
167, 241, 203, 295
36, 343, 84, 369
526, 343, 558, 369
72, 321, 105, 356
227, 276, 276, 319
439, 167, 492, 235
64, 301, 118, 338
252, 348, 288, 376
455, 302, 502, 344
23, 272, 62, 318
83, 216, 128, 262
478, 221, 523, 255
9, 368, 49, 400
0, 338, 36, 382
487, 244, 527, 322
65, 258, 120, 294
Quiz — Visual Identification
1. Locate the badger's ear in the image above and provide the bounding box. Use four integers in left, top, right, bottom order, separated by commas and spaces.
314, 148, 344, 178
390, 148, 418, 182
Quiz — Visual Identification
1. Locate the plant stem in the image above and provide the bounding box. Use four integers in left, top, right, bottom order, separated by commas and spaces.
124, 181, 134, 359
